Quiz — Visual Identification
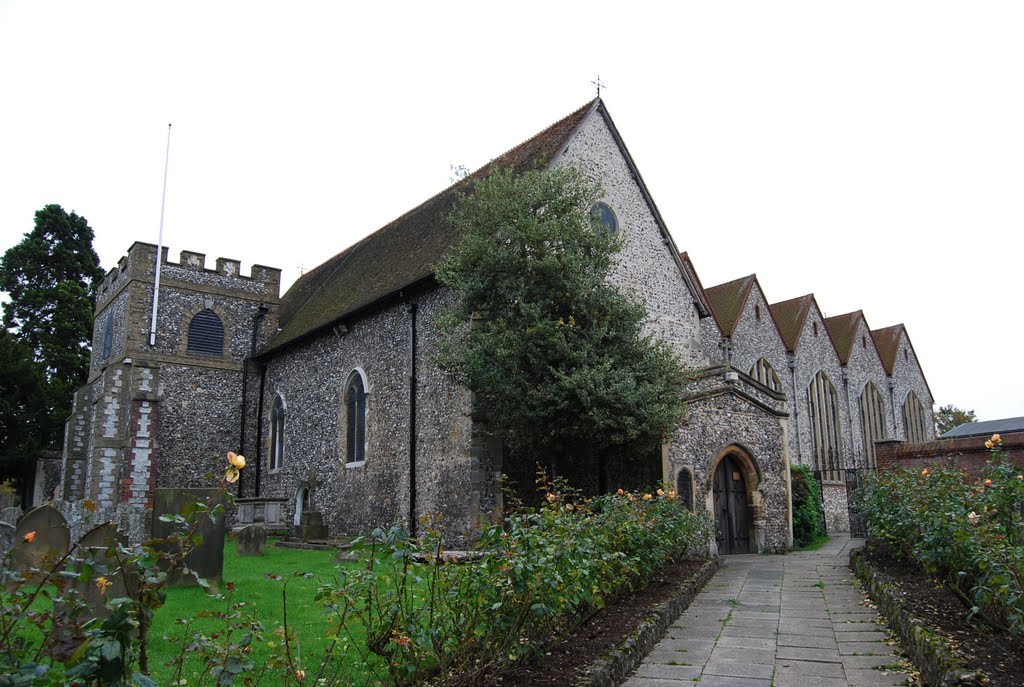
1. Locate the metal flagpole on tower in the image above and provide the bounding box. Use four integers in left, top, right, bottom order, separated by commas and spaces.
149, 123, 172, 347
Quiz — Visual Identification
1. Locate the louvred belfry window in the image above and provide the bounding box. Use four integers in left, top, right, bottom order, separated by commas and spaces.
187, 309, 224, 356
346, 374, 367, 464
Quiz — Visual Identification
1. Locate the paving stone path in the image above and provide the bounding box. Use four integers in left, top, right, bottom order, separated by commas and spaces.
624, 537, 912, 687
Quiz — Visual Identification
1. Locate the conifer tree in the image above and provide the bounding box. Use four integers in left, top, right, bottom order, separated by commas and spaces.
437, 167, 689, 487
0, 204, 104, 462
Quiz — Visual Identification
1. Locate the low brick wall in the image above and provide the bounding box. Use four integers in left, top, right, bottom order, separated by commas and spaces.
577, 558, 719, 687
876, 432, 1024, 477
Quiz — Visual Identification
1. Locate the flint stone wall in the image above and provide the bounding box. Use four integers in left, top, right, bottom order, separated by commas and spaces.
257, 285, 484, 546
555, 110, 706, 368
673, 370, 791, 552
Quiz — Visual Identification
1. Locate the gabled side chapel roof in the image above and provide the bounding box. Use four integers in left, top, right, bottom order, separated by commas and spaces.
768, 294, 815, 353
263, 99, 706, 355
823, 311, 864, 365
704, 275, 756, 337
870, 324, 906, 375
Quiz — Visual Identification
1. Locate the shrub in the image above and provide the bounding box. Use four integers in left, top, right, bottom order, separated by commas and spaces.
790, 465, 826, 548
314, 478, 714, 686
858, 435, 1024, 635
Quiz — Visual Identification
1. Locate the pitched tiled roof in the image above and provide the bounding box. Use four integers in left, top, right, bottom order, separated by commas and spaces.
823, 311, 863, 364
769, 294, 814, 352
871, 324, 905, 375
264, 99, 599, 354
704, 275, 755, 337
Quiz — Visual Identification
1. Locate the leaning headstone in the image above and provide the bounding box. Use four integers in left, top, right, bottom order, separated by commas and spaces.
151, 488, 225, 586
236, 524, 266, 557
0, 522, 14, 554
12, 505, 70, 577
0, 507, 21, 526
73, 523, 132, 618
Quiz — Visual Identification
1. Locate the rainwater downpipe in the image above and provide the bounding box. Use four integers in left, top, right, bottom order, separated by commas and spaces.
238, 303, 269, 496
253, 364, 267, 497
406, 302, 418, 537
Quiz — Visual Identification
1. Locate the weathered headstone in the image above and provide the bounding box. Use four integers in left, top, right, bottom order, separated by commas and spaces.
151, 488, 225, 586
299, 511, 329, 541
0, 522, 14, 554
12, 505, 70, 576
236, 524, 266, 557
73, 523, 132, 618
0, 506, 21, 525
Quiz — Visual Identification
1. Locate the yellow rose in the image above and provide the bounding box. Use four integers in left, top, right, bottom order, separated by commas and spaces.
225, 465, 240, 483
227, 451, 246, 469
985, 440, 994, 449
642, 493, 653, 501
991, 433, 1002, 444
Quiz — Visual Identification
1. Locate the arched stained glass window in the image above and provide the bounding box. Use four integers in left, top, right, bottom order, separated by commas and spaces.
859, 383, 888, 468
808, 371, 843, 481
270, 394, 286, 471
346, 373, 367, 464
750, 358, 782, 392
902, 390, 930, 443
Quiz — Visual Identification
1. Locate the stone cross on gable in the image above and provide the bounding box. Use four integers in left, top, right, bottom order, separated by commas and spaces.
592, 75, 606, 99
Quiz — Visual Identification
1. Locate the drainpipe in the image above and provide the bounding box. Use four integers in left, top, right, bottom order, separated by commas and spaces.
405, 303, 418, 536
253, 364, 267, 497
238, 303, 269, 497
788, 356, 802, 464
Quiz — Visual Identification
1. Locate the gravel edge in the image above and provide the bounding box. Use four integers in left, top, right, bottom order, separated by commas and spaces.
576, 557, 719, 687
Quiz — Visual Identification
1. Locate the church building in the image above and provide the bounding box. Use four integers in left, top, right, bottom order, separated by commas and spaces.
57, 99, 934, 553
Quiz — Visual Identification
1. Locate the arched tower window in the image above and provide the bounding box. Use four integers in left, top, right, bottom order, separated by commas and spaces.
750, 358, 782, 392
858, 383, 888, 468
808, 371, 843, 481
345, 372, 367, 464
902, 390, 930, 443
270, 394, 286, 471
187, 309, 224, 356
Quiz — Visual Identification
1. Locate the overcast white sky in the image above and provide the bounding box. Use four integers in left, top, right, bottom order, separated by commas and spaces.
0, 2, 1020, 422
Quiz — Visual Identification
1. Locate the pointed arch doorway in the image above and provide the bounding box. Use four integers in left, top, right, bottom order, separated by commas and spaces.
713, 453, 751, 554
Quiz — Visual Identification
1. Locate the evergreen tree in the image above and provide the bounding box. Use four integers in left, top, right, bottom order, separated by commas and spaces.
0, 333, 49, 486
436, 167, 689, 484
0, 204, 104, 459
934, 404, 977, 435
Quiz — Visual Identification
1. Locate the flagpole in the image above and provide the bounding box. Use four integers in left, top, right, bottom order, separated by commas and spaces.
149, 123, 171, 347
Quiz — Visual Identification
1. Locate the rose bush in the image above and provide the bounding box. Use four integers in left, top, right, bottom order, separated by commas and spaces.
858, 435, 1024, 634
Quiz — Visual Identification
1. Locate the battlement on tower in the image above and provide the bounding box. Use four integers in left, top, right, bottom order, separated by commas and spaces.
96, 242, 281, 311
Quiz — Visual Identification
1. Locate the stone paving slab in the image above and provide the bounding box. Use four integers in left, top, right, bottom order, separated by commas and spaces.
622, 537, 914, 687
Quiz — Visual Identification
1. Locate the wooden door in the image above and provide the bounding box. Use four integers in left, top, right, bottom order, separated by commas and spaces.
713, 455, 750, 554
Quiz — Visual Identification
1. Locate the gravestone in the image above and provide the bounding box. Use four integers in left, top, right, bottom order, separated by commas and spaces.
236, 524, 266, 556
73, 523, 132, 618
151, 489, 225, 586
0, 522, 14, 554
12, 505, 70, 576
0, 506, 21, 525
299, 511, 329, 541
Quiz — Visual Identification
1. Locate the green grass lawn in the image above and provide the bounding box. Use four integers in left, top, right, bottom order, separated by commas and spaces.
146, 538, 386, 685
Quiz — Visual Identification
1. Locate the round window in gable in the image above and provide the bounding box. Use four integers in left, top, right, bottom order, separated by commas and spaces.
591, 202, 618, 234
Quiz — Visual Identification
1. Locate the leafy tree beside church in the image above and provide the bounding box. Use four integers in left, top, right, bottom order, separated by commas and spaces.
436, 167, 690, 491
0, 204, 104, 486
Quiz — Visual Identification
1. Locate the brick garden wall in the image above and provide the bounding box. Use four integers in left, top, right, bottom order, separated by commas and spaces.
876, 432, 1024, 475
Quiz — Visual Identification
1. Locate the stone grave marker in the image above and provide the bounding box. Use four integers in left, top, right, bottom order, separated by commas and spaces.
12, 505, 70, 576
73, 523, 132, 618
0, 506, 21, 525
0, 522, 14, 554
151, 488, 225, 586
299, 511, 329, 541
236, 524, 266, 556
